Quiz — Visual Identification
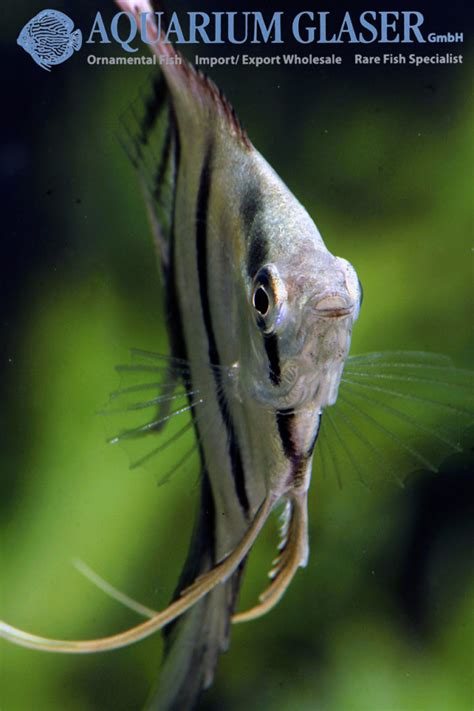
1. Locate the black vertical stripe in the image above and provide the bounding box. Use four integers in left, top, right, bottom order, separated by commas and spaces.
247, 226, 268, 280
241, 183, 267, 279
195, 150, 217, 366
264, 333, 281, 385
276, 408, 321, 487
277, 409, 322, 460
276, 408, 296, 461
152, 119, 172, 202
307, 415, 322, 458
165, 111, 186, 360
196, 148, 250, 514
140, 72, 168, 143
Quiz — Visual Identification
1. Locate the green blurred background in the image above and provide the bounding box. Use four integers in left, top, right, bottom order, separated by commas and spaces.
1, 1, 473, 709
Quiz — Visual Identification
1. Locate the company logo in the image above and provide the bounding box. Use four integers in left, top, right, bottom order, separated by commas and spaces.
17, 9, 82, 72
17, 8, 463, 72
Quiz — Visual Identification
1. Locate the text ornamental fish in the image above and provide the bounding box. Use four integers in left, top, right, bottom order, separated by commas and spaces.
3, 2, 473, 710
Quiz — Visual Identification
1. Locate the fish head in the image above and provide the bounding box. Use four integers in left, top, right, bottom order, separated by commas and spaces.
242, 242, 361, 413
17, 22, 33, 50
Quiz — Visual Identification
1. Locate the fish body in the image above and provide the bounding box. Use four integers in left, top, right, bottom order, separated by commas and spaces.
172, 131, 359, 551
17, 10, 82, 72
118, 3, 360, 706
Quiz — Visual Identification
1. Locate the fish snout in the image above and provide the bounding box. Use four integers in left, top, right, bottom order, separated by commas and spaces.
313, 294, 354, 318
17, 29, 26, 47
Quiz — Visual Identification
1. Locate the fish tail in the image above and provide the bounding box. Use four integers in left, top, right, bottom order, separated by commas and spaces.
71, 28, 82, 51
148, 580, 244, 710
146, 472, 245, 710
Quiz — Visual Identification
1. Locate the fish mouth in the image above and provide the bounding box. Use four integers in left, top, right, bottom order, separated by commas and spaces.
316, 307, 353, 318
313, 295, 354, 319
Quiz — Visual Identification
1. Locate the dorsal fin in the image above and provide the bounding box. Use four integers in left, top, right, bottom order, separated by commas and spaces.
119, 70, 176, 271
115, 0, 251, 149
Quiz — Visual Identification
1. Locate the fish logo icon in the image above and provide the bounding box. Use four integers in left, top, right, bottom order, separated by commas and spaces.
17, 9, 82, 72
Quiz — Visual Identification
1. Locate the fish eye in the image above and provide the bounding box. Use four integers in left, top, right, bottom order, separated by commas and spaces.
251, 265, 287, 332
253, 285, 270, 316
252, 268, 275, 330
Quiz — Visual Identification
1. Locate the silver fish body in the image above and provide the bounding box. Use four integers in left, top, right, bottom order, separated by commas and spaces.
119, 5, 360, 706
166, 68, 360, 545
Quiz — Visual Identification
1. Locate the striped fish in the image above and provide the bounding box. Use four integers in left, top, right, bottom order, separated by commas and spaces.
2, 2, 473, 710
114, 4, 360, 705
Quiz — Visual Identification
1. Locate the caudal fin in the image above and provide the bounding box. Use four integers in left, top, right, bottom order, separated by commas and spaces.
71, 29, 82, 51
148, 576, 244, 710
146, 472, 245, 710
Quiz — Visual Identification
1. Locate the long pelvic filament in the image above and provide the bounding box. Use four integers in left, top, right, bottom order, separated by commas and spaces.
0, 495, 274, 654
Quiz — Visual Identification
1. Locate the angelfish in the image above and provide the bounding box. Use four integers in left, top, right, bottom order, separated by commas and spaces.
5, 0, 359, 699
2, 1, 473, 709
